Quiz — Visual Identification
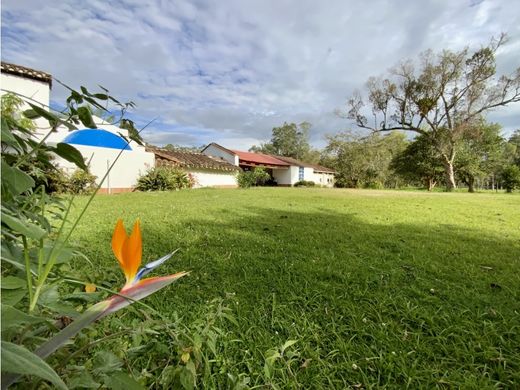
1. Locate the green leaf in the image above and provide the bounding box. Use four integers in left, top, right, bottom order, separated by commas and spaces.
1, 276, 26, 289
39, 285, 79, 317
1, 242, 38, 275
54, 143, 87, 170
77, 107, 97, 129
34, 300, 111, 359
1, 305, 47, 331
1, 160, 35, 196
179, 364, 195, 390
103, 372, 144, 390
92, 93, 109, 100
68, 371, 100, 389
25, 103, 59, 123
1, 212, 47, 240
93, 351, 123, 375
1, 341, 68, 390
63, 292, 103, 303
22, 109, 40, 119
1, 118, 19, 146
25, 103, 76, 130
281, 339, 298, 353
1, 289, 27, 306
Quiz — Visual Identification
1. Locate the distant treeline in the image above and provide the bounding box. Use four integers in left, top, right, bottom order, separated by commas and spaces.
321, 126, 520, 192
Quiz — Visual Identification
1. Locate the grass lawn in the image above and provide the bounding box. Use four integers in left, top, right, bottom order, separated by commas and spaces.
69, 188, 520, 388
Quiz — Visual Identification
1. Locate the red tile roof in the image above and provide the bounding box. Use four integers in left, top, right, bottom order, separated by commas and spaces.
230, 150, 289, 166
147, 147, 239, 172
1, 62, 52, 87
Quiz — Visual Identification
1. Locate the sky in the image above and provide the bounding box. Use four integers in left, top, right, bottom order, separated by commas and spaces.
2, 0, 519, 150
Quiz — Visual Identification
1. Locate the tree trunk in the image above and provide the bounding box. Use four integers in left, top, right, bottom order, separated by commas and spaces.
467, 176, 475, 193
443, 160, 456, 191
427, 178, 436, 191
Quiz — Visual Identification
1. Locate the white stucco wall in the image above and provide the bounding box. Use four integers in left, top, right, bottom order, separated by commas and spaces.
188, 169, 238, 188
272, 166, 298, 185
303, 167, 314, 182
1, 73, 51, 131
311, 172, 335, 187
202, 144, 238, 166
57, 145, 154, 191
273, 166, 334, 186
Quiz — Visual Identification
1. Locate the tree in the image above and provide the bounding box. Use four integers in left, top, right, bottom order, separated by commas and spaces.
250, 121, 315, 161
390, 134, 444, 190
455, 121, 504, 192
500, 165, 520, 192
163, 143, 206, 153
237, 167, 271, 188
508, 129, 520, 167
346, 34, 520, 190
325, 131, 407, 188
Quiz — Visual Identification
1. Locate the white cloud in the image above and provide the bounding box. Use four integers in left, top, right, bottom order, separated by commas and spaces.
2, 0, 519, 148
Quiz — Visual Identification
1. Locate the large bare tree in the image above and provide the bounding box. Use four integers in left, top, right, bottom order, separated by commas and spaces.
346, 34, 520, 190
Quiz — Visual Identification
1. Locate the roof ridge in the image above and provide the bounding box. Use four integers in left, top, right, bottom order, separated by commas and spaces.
1, 61, 52, 87
147, 146, 239, 172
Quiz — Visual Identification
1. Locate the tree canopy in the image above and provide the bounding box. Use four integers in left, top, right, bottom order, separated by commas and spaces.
324, 131, 407, 188
250, 121, 319, 162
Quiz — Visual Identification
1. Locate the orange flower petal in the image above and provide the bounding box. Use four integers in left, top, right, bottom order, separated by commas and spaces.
112, 219, 127, 268
121, 219, 142, 283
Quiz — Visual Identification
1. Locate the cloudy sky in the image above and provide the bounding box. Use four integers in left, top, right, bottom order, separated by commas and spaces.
2, 0, 519, 149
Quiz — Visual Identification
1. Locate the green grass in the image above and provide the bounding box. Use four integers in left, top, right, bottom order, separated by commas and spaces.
69, 188, 520, 388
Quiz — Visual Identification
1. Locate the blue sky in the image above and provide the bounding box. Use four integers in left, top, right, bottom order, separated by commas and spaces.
2, 0, 519, 149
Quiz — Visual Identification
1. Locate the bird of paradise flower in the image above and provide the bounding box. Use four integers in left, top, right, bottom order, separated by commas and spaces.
34, 219, 188, 359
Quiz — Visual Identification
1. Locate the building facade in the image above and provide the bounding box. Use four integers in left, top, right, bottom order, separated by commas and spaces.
202, 143, 336, 187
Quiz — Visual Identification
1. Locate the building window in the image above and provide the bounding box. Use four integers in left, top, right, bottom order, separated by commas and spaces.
299, 167, 304, 180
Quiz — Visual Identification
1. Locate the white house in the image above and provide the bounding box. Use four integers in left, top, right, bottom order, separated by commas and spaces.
1, 62, 53, 133
57, 126, 155, 194
202, 143, 336, 187
148, 147, 239, 188
274, 156, 336, 187
1, 61, 155, 194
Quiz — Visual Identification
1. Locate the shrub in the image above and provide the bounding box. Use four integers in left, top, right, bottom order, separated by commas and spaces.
66, 169, 98, 194
500, 165, 520, 193
294, 180, 315, 187
238, 167, 270, 188
41, 166, 70, 194
136, 166, 192, 191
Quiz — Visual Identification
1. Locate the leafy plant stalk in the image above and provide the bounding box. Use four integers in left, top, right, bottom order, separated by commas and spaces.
22, 236, 34, 307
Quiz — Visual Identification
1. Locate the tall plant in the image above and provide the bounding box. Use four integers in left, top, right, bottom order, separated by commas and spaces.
1, 88, 186, 388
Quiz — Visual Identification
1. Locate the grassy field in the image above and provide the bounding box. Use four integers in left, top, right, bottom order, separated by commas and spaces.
69, 188, 520, 388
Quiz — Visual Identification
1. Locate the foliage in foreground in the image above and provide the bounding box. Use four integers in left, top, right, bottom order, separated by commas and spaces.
237, 167, 271, 188
136, 166, 194, 192
0, 90, 189, 389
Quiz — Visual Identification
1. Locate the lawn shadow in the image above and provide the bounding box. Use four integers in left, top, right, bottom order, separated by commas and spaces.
77, 204, 520, 387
